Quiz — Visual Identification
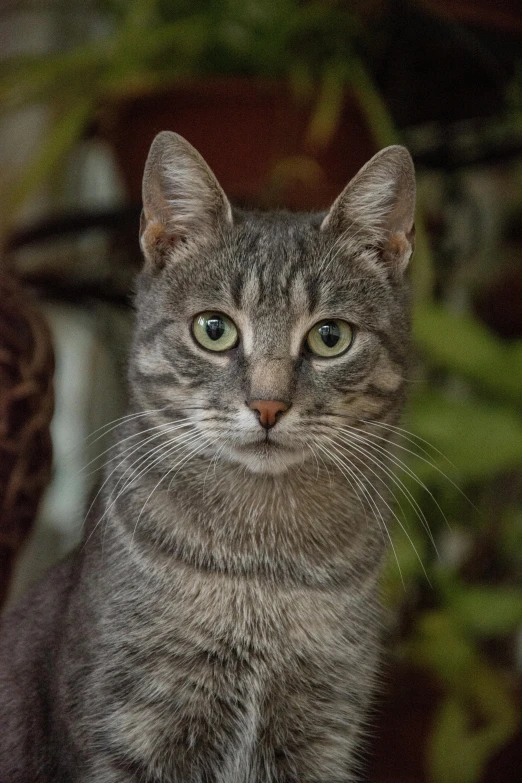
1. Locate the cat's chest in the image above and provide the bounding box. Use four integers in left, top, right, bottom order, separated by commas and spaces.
129, 565, 354, 665
98, 568, 369, 778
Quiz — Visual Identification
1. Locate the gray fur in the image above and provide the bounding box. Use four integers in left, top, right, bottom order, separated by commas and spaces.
0, 132, 415, 782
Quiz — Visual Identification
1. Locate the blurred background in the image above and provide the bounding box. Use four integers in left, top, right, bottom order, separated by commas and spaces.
1, 1, 522, 781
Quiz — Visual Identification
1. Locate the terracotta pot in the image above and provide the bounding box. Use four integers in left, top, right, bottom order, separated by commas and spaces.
98, 77, 377, 211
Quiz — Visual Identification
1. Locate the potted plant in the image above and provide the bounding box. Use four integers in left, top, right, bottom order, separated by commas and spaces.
1, 0, 395, 222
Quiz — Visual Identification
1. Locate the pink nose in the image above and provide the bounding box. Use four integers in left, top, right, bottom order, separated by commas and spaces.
249, 400, 289, 429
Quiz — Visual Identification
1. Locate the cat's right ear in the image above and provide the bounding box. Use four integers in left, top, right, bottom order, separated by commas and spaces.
321, 145, 416, 274
140, 131, 233, 270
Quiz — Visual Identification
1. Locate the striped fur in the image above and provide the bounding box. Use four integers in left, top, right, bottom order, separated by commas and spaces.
0, 134, 415, 782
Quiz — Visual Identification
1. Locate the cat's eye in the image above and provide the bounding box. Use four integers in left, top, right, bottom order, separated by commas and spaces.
192, 312, 239, 352
306, 319, 353, 358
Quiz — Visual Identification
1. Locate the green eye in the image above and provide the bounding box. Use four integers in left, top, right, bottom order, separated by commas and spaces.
192, 312, 238, 352
306, 320, 353, 357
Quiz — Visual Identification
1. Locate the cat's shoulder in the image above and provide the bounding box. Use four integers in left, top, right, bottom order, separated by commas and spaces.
0, 552, 78, 659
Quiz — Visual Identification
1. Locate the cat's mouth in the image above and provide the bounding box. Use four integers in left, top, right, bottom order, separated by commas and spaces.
237, 438, 290, 453
223, 433, 307, 474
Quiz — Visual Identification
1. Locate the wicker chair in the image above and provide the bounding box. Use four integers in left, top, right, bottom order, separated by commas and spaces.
0, 273, 54, 609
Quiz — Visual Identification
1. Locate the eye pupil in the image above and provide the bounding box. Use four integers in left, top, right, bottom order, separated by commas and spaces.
306, 319, 353, 357
193, 312, 238, 352
206, 317, 225, 341
318, 321, 340, 348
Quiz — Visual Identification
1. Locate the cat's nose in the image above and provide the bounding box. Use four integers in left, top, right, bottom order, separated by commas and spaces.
249, 400, 289, 429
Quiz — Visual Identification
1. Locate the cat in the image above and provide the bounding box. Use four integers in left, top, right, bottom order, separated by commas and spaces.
0, 131, 415, 782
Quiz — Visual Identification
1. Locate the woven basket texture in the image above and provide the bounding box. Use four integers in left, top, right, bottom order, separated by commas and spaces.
0, 273, 54, 608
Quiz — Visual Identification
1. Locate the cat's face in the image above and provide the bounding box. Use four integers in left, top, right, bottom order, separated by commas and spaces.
132, 133, 415, 475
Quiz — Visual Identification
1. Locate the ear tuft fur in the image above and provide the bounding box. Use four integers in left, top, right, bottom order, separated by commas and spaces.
140, 131, 232, 269
321, 145, 416, 273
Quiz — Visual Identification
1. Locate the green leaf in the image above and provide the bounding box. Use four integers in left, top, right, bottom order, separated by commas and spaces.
1, 98, 95, 230
381, 521, 428, 606
410, 208, 436, 303
305, 61, 345, 149
450, 586, 522, 636
347, 55, 400, 147
414, 304, 522, 407
0, 44, 109, 116
430, 698, 485, 783
429, 695, 517, 783
405, 612, 519, 783
407, 389, 522, 481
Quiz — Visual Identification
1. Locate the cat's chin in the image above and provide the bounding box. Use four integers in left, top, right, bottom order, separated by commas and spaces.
224, 442, 307, 475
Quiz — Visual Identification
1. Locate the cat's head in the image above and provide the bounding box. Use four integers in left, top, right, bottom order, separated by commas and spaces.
132, 132, 415, 475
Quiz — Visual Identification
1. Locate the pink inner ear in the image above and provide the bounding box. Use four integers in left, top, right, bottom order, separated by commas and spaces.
141, 219, 183, 269
382, 229, 414, 270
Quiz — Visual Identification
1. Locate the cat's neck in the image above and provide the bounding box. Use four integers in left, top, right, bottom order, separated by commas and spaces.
97, 423, 388, 589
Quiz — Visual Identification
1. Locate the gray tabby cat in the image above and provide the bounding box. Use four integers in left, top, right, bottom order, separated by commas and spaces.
0, 132, 415, 782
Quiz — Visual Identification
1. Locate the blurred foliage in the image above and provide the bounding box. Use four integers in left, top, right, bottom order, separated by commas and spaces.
2, 1, 521, 781
382, 299, 522, 780
0, 0, 367, 224
408, 611, 518, 783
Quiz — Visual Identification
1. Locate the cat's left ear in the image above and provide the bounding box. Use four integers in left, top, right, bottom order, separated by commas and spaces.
321, 145, 416, 273
140, 131, 233, 269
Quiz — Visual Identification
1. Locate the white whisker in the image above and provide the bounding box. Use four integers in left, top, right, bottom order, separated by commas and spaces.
333, 431, 439, 555
316, 442, 402, 583
80, 422, 195, 535
322, 436, 429, 584
131, 436, 211, 545
342, 421, 474, 519
306, 442, 322, 482
82, 426, 201, 550
82, 407, 170, 449
79, 417, 195, 476
361, 419, 456, 468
